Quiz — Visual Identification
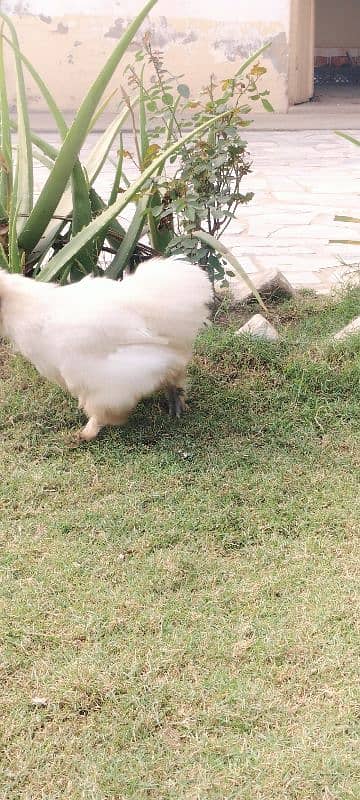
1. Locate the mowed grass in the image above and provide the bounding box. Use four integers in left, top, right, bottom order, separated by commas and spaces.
1, 289, 360, 800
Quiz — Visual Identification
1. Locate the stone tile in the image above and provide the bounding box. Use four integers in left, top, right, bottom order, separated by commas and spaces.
270, 192, 359, 207
230, 241, 321, 254
248, 255, 341, 271
268, 224, 355, 240
244, 213, 318, 235
288, 271, 323, 287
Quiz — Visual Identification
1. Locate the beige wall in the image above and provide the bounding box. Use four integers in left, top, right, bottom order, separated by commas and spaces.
2, 0, 291, 114
316, 0, 360, 48
288, 0, 315, 104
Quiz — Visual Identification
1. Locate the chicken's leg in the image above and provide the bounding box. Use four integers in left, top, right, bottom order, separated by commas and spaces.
167, 386, 187, 418
79, 417, 104, 441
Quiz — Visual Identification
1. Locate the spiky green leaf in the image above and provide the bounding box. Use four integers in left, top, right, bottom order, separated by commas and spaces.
0, 13, 33, 230
85, 102, 134, 185
193, 229, 268, 311
0, 25, 13, 216
335, 215, 360, 224
8, 166, 21, 272
0, 240, 8, 267
335, 131, 360, 147
330, 239, 360, 246
18, 0, 157, 253
105, 196, 149, 279
235, 42, 271, 77
108, 134, 124, 207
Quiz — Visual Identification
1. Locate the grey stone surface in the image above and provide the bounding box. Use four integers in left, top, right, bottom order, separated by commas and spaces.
332, 317, 360, 341
225, 268, 295, 305
236, 314, 279, 342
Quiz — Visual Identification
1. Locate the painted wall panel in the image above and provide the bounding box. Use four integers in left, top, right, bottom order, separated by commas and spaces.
1, 1, 291, 113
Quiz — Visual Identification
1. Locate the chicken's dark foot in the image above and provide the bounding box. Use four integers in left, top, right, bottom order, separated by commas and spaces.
167, 386, 187, 418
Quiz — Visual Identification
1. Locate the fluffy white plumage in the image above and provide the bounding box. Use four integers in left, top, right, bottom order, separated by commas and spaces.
0, 257, 211, 440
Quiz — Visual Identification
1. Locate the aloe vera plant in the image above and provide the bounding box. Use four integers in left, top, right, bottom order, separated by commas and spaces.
0, 0, 159, 280
0, 1, 271, 302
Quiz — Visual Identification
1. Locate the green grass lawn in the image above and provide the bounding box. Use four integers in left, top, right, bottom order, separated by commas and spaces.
1, 289, 360, 800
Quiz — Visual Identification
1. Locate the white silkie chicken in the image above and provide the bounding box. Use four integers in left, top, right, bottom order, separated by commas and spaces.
0, 257, 211, 440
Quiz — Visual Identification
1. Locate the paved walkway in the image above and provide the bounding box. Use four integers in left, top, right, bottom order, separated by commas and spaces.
35, 128, 360, 294
226, 129, 360, 293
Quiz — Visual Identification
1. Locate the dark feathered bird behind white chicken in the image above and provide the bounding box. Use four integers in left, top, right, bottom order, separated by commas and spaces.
0, 257, 211, 440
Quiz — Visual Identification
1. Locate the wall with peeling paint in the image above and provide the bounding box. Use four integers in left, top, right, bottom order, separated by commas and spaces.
2, 0, 291, 115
